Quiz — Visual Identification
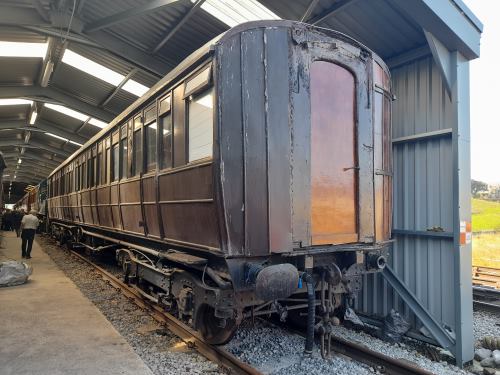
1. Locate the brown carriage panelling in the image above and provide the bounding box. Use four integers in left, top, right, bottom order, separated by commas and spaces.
119, 179, 140, 202
97, 185, 113, 228
142, 176, 156, 202
144, 204, 161, 237
241, 29, 269, 256
119, 179, 143, 234
90, 189, 99, 226
110, 184, 119, 205
121, 205, 144, 234
161, 203, 219, 248
158, 164, 212, 201
217, 33, 244, 255
97, 206, 113, 228
97, 186, 111, 204
81, 190, 93, 224
310, 61, 358, 245
173, 84, 186, 167
83, 207, 93, 224
111, 206, 121, 230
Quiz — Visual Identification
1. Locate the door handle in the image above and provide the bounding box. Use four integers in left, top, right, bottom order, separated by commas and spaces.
343, 166, 360, 171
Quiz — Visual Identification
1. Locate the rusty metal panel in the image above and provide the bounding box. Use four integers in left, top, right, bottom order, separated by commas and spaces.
265, 27, 292, 253
217, 33, 244, 256
241, 29, 269, 256
310, 61, 357, 245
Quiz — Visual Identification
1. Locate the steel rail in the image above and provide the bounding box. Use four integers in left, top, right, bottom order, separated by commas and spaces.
473, 285, 500, 310
259, 319, 433, 375
68, 250, 261, 375
328, 334, 434, 375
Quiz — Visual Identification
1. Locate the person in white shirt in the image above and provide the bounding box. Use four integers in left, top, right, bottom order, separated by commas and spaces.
20, 210, 39, 259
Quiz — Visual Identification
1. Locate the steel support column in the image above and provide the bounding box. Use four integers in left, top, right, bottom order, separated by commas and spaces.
450, 51, 473, 366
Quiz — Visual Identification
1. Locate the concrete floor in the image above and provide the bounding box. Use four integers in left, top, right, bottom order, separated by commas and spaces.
0, 231, 153, 375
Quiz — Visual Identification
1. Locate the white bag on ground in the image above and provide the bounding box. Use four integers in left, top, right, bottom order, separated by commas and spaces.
0, 261, 33, 287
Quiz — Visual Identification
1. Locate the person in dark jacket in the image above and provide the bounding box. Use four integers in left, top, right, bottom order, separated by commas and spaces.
11, 209, 24, 237
2, 210, 12, 231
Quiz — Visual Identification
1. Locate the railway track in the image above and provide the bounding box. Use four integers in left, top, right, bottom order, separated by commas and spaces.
67, 247, 434, 375
472, 266, 500, 310
473, 266, 500, 289
68, 250, 261, 375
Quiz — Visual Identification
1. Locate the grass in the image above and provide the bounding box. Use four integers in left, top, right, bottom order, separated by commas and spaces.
472, 232, 500, 268
472, 199, 500, 268
472, 198, 500, 232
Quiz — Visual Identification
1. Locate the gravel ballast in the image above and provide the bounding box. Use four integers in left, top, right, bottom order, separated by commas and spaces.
38, 235, 500, 375
38, 236, 223, 375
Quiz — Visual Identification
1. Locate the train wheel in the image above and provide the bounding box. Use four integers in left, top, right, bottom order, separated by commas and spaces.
195, 304, 237, 345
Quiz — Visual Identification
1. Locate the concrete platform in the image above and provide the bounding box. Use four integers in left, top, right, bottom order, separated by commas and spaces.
0, 231, 153, 375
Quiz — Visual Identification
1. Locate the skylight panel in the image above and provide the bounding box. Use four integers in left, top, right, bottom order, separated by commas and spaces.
46, 132, 68, 142
44, 103, 89, 122
62, 49, 124, 86
0, 99, 33, 106
122, 80, 150, 97
195, 0, 280, 27
0, 41, 48, 58
69, 140, 83, 147
88, 118, 107, 129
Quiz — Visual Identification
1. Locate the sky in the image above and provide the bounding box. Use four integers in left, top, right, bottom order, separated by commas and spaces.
463, 0, 500, 184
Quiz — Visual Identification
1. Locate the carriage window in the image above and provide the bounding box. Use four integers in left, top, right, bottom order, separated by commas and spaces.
188, 88, 213, 162
112, 144, 119, 181
133, 129, 142, 175
105, 146, 110, 184
160, 113, 172, 169
90, 156, 96, 187
96, 152, 102, 185
82, 161, 87, 189
145, 122, 157, 171
120, 139, 128, 179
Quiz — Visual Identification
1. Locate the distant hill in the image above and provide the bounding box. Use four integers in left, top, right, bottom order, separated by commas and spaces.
472, 198, 500, 232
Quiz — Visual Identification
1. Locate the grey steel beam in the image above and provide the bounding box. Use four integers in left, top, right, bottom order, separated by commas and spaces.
82, 29, 171, 76
0, 86, 115, 122
392, 128, 452, 145
38, 36, 68, 87
391, 229, 454, 239
0, 4, 168, 77
0, 5, 47, 26
308, 0, 358, 25
0, 141, 72, 157
387, 0, 481, 60
381, 266, 455, 350
101, 68, 138, 106
76, 0, 87, 15
2, 149, 63, 162
2, 154, 61, 166
32, 0, 50, 22
21, 26, 102, 48
85, 0, 180, 33
386, 45, 431, 69
0, 120, 89, 145
301, 0, 320, 22
37, 120, 88, 145
151, 0, 206, 54
450, 51, 474, 366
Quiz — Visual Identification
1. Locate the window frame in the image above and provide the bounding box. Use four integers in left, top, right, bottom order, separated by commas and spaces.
159, 93, 173, 171
144, 102, 158, 172
186, 86, 214, 163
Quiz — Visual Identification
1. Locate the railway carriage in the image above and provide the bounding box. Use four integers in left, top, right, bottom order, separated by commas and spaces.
46, 20, 393, 353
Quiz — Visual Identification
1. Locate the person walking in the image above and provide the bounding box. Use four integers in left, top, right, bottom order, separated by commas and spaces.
20, 210, 39, 259
12, 209, 24, 237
